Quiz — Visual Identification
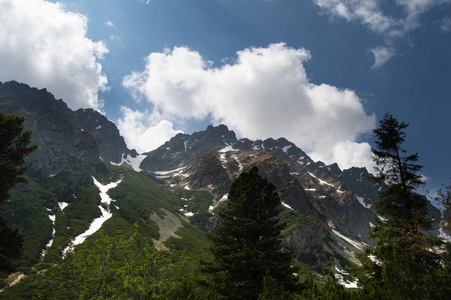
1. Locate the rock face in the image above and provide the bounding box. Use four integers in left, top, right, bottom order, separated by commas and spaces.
0, 81, 140, 176
140, 124, 237, 172
73, 108, 137, 164
140, 124, 391, 269
0, 81, 101, 177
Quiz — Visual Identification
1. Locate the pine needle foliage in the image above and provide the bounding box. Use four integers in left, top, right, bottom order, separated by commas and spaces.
0, 113, 37, 273
0, 113, 37, 204
201, 166, 298, 299
352, 113, 447, 299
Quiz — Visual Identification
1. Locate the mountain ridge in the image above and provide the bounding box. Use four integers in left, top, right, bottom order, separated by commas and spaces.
0, 81, 441, 275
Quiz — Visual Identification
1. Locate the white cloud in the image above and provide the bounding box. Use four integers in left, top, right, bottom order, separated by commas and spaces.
441, 17, 451, 32
371, 47, 395, 69
313, 0, 451, 67
0, 0, 108, 111
123, 43, 376, 171
314, 0, 401, 36
104, 21, 114, 27
117, 106, 183, 153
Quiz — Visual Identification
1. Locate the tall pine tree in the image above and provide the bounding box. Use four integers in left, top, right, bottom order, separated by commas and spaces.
201, 166, 298, 299
0, 113, 37, 272
352, 113, 446, 299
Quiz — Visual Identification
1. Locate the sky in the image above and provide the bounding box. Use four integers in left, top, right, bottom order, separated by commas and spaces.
0, 0, 450, 194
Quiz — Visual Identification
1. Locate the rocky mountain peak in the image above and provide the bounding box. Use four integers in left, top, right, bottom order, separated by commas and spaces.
73, 108, 137, 164
139, 124, 239, 172
0, 81, 102, 177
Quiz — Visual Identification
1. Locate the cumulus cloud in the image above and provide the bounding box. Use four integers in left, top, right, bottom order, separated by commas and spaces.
313, 0, 451, 68
0, 0, 108, 111
117, 107, 182, 153
123, 43, 376, 171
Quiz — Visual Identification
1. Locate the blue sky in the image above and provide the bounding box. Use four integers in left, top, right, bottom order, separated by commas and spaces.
0, 0, 450, 194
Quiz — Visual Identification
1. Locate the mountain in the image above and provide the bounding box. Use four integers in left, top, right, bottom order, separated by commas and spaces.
0, 81, 441, 278
73, 108, 141, 170
0, 81, 102, 178
0, 81, 140, 177
137, 124, 389, 269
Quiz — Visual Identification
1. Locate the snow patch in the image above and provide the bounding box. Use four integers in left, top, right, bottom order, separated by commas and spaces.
376, 214, 388, 222
308, 172, 334, 187
154, 166, 187, 177
281, 201, 294, 210
332, 229, 364, 251
219, 152, 227, 169
58, 202, 69, 211
282, 145, 292, 153
209, 194, 229, 214
48, 214, 56, 223
231, 154, 243, 172
42, 213, 56, 257
218, 145, 238, 153
62, 177, 122, 257
356, 195, 372, 209
335, 266, 358, 288
111, 153, 146, 172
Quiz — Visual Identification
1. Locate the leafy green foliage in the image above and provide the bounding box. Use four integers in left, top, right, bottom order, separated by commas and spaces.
201, 166, 299, 299
37, 229, 191, 299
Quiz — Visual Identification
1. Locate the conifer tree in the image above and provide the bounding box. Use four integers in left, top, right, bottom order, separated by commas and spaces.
0, 113, 37, 204
352, 113, 445, 299
201, 166, 298, 299
0, 113, 36, 272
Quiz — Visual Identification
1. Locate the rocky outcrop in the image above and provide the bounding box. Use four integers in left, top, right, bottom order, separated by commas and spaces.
0, 81, 101, 177
73, 108, 137, 164
140, 124, 237, 172
283, 223, 331, 272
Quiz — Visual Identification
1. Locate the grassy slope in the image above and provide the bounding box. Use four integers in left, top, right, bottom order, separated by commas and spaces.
1, 163, 213, 297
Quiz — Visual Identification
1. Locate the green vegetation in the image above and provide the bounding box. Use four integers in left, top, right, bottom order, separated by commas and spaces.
280, 207, 309, 234
1, 113, 450, 299
351, 113, 450, 299
37, 229, 192, 299
201, 166, 299, 299
0, 113, 37, 272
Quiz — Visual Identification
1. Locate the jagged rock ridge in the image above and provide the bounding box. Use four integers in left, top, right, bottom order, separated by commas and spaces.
0, 81, 139, 176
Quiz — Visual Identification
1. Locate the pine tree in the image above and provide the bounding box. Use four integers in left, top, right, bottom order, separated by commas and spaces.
0, 113, 37, 272
201, 166, 298, 299
352, 113, 445, 299
0, 113, 37, 204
